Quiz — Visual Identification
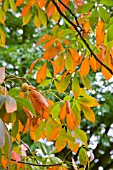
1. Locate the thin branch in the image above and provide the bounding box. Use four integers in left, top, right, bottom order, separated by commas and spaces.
52, 0, 113, 75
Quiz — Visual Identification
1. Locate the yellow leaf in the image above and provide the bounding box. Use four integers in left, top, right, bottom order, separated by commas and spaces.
81, 104, 95, 123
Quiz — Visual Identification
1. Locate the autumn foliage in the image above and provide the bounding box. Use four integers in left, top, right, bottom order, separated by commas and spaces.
0, 0, 113, 169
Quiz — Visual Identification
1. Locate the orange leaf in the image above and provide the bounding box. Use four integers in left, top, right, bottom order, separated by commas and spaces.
37, 0, 46, 8
60, 103, 67, 122
16, 0, 24, 6
12, 151, 21, 162
96, 21, 105, 46
22, 4, 31, 16
80, 56, 90, 76
66, 110, 76, 131
35, 34, 50, 46
28, 59, 40, 74
96, 49, 105, 69
43, 47, 59, 59
83, 20, 90, 38
0, 67, 5, 84
69, 48, 80, 64
46, 1, 55, 18
1, 156, 8, 169
62, 39, 70, 46
36, 63, 47, 83
5, 96, 17, 113
90, 57, 97, 72
23, 106, 34, 119
43, 37, 56, 49
58, 0, 69, 12
68, 140, 79, 153
22, 118, 31, 134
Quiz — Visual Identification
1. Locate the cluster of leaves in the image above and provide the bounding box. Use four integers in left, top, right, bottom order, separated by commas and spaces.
0, 0, 113, 169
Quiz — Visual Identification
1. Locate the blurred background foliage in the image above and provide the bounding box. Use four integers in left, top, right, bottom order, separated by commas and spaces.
0, 8, 113, 170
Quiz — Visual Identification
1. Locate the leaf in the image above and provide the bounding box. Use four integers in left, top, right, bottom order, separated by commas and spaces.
0, 67, 5, 84
77, 3, 94, 13
75, 128, 87, 146
65, 52, 76, 72
80, 56, 90, 77
0, 119, 5, 148
5, 96, 17, 113
16, 0, 24, 6
55, 128, 67, 152
68, 140, 79, 153
3, 0, 9, 12
9, 0, 16, 12
79, 148, 88, 166
12, 118, 18, 137
38, 79, 52, 87
107, 24, 113, 42
0, 29, 5, 47
74, 0, 83, 7
22, 4, 30, 16
90, 57, 97, 72
72, 103, 81, 128
78, 96, 99, 107
36, 63, 47, 83
72, 74, 80, 98
80, 75, 91, 90
12, 151, 21, 162
43, 47, 59, 59
55, 74, 71, 93
81, 104, 95, 123
102, 66, 112, 80
23, 10, 32, 25
34, 13, 41, 28
99, 6, 110, 23
15, 97, 36, 117
37, 6, 47, 26
43, 37, 56, 49
96, 21, 105, 46
0, 95, 6, 109
59, 103, 66, 122
66, 110, 76, 131
28, 59, 39, 74
0, 7, 6, 24
100, 0, 113, 6
89, 8, 98, 29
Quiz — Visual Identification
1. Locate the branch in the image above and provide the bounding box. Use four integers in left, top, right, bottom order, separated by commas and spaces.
52, 0, 113, 75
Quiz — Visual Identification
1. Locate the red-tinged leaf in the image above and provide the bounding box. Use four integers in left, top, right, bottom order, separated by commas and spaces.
36, 63, 47, 83
46, 1, 55, 18
96, 21, 105, 46
12, 151, 21, 162
74, 128, 87, 146
0, 67, 5, 84
22, 4, 30, 16
20, 144, 28, 156
79, 148, 88, 166
68, 140, 79, 153
72, 74, 80, 98
80, 56, 90, 76
66, 100, 70, 113
66, 110, 76, 131
5, 96, 17, 113
35, 34, 50, 46
16, 0, 24, 6
0, 119, 5, 148
23, 106, 34, 119
28, 59, 40, 74
43, 37, 56, 49
43, 47, 59, 59
55, 128, 67, 152
22, 10, 32, 25
60, 103, 67, 122
74, 0, 83, 7
81, 104, 95, 123
90, 57, 97, 72
30, 90, 49, 108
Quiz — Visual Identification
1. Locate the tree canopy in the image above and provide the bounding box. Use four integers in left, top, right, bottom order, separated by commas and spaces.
0, 0, 113, 169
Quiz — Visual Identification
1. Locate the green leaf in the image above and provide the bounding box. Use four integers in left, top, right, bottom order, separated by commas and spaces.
8, 88, 20, 97
12, 119, 19, 138
15, 97, 36, 117
99, 6, 110, 23
38, 79, 52, 87
89, 8, 98, 29
0, 119, 5, 148
100, 0, 113, 6
51, 103, 60, 119
72, 103, 81, 127
79, 148, 88, 166
80, 75, 91, 90
81, 104, 95, 123
23, 10, 32, 25
9, 0, 16, 12
37, 7, 47, 26
39, 142, 47, 155
77, 3, 94, 14
75, 128, 87, 146
72, 74, 80, 98
107, 24, 113, 42
33, 120, 45, 140
50, 157, 62, 164
3, 0, 9, 12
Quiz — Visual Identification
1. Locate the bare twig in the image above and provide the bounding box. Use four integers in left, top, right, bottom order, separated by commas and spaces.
52, 0, 113, 75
